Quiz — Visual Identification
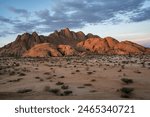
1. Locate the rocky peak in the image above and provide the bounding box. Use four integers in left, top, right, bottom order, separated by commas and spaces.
52, 30, 59, 37
54, 30, 59, 33
15, 35, 21, 42
86, 33, 100, 38
0, 28, 150, 57
63, 27, 70, 32
32, 32, 38, 38
22, 32, 30, 37
76, 31, 86, 40
14, 33, 30, 43
60, 28, 73, 39
32, 31, 41, 43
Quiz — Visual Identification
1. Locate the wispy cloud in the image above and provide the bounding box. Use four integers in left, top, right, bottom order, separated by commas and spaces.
0, 0, 150, 38
0, 30, 15, 37
0, 16, 13, 24
131, 8, 150, 22
8, 6, 30, 18
35, 0, 150, 30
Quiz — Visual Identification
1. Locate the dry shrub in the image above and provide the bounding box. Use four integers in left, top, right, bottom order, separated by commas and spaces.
56, 82, 64, 85
121, 78, 133, 84
63, 90, 73, 96
17, 89, 32, 93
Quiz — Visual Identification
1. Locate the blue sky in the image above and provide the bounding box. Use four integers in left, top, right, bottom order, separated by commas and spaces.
0, 0, 150, 47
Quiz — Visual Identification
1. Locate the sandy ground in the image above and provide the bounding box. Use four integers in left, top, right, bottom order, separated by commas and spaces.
0, 55, 150, 100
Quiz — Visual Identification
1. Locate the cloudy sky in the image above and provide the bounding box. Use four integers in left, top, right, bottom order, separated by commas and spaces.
0, 0, 150, 47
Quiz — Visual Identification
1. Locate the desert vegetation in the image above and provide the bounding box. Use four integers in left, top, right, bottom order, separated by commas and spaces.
0, 55, 150, 99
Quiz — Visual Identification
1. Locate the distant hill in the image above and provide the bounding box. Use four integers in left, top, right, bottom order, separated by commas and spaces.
0, 28, 150, 57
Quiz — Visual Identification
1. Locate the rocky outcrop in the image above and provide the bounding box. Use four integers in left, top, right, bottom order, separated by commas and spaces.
0, 28, 150, 57
86, 33, 100, 39
76, 31, 86, 40
77, 37, 149, 55
0, 32, 46, 57
77, 38, 111, 53
23, 43, 77, 57
47, 28, 88, 45
114, 41, 146, 54
145, 48, 150, 54
57, 45, 77, 56
0, 28, 100, 57
23, 43, 62, 57
104, 37, 119, 48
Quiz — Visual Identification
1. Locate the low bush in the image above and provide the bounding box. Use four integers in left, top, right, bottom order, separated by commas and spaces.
56, 82, 64, 85
19, 73, 26, 76
17, 89, 32, 93
121, 78, 133, 84
49, 88, 60, 94
84, 83, 92, 86
120, 87, 134, 94
61, 85, 69, 90
63, 90, 73, 96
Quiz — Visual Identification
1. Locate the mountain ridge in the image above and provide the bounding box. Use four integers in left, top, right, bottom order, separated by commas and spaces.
0, 28, 150, 57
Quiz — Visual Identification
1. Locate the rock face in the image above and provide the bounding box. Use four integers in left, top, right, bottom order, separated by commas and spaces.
104, 37, 119, 48
0, 32, 46, 57
58, 45, 77, 56
47, 28, 88, 45
0, 28, 98, 57
23, 43, 62, 57
77, 37, 149, 55
114, 41, 146, 54
23, 43, 77, 57
0, 28, 150, 57
77, 38, 109, 53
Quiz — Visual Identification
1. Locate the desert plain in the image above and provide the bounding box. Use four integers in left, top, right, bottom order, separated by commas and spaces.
0, 55, 150, 100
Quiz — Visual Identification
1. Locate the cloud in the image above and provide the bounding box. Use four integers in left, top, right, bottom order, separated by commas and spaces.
0, 30, 15, 37
35, 9, 50, 20
131, 8, 150, 22
35, 9, 85, 32
50, 0, 146, 23
14, 23, 36, 33
35, 0, 148, 30
0, 16, 13, 24
8, 6, 30, 18
1, 0, 150, 38
0, 15, 22, 25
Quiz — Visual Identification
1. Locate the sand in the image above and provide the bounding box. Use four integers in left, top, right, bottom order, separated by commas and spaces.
0, 55, 150, 100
